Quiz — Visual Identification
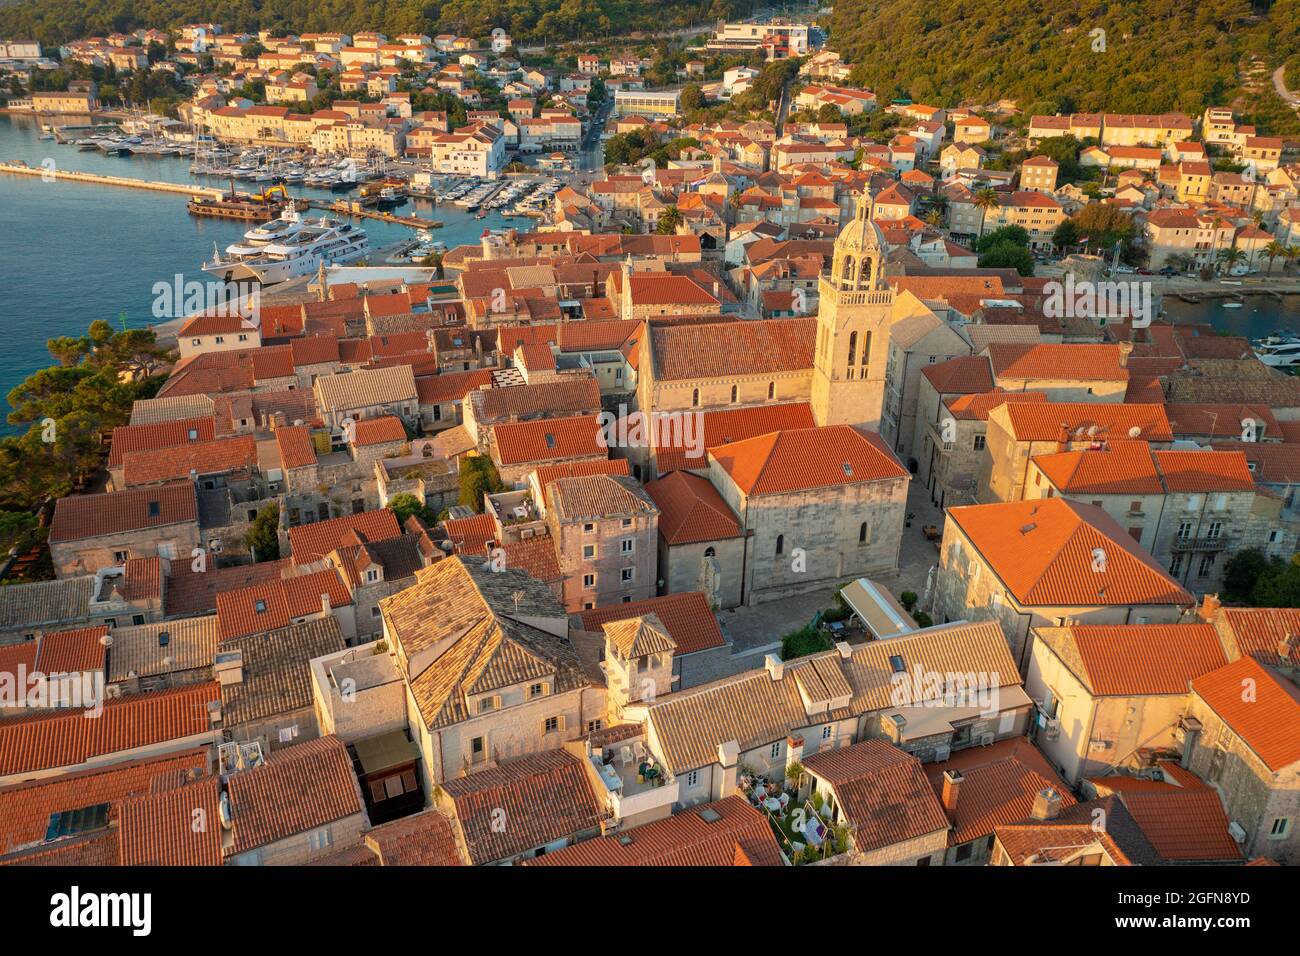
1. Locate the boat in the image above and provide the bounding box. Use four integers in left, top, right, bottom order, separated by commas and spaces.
1252, 332, 1300, 367
188, 180, 289, 222
1221, 301, 1243, 309
203, 210, 370, 284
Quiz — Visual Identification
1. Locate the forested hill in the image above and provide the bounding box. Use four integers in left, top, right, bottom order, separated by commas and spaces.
827, 0, 1300, 119
0, 0, 753, 48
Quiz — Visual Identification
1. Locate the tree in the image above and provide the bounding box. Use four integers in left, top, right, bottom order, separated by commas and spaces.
656, 206, 683, 234
978, 241, 1035, 275
458, 456, 504, 512
1071, 203, 1135, 255
387, 492, 428, 526
1052, 218, 1080, 251
680, 83, 705, 113
245, 503, 281, 562
1265, 240, 1287, 274
1215, 246, 1246, 275
974, 224, 1029, 254
972, 187, 1000, 238
1222, 548, 1270, 604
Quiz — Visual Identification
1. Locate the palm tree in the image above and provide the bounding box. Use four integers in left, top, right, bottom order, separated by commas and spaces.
1286, 245, 1300, 274
1265, 240, 1287, 274
973, 187, 999, 239
924, 208, 944, 228
1215, 246, 1247, 275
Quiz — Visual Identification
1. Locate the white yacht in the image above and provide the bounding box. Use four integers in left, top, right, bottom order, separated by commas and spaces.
202, 205, 308, 280
1253, 331, 1300, 368
215, 219, 370, 285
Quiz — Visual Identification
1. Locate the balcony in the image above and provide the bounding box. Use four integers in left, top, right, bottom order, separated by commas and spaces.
588, 740, 679, 822
1171, 535, 1230, 553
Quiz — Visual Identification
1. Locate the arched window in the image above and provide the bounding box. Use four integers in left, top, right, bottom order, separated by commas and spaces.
840, 255, 855, 283
862, 256, 873, 283
692, 388, 699, 407
704, 546, 716, 558
730, 385, 738, 403
767, 381, 775, 400
775, 534, 784, 556
847, 331, 857, 366
859, 521, 868, 543
860, 330, 871, 367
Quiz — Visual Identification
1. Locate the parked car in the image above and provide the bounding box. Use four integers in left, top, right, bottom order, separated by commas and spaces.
1136, 268, 1153, 275
1158, 266, 1178, 276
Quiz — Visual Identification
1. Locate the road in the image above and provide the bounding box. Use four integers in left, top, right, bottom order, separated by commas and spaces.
516, 23, 713, 55
1273, 65, 1300, 107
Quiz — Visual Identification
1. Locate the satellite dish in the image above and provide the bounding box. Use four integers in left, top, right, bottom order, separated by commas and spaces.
99, 635, 114, 648
1128, 426, 1142, 438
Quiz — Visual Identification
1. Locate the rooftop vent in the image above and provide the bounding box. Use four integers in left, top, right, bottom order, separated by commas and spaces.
697, 807, 723, 824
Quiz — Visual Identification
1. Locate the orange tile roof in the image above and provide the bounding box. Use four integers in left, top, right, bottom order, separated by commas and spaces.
628, 273, 719, 307
948, 498, 1194, 608
649, 318, 815, 381
1152, 449, 1254, 492
1117, 788, 1242, 861
577, 591, 726, 656
655, 402, 816, 473
1040, 624, 1228, 695
225, 736, 363, 856
491, 414, 606, 466
440, 750, 602, 864
35, 626, 108, 674
803, 741, 950, 852
215, 567, 352, 640
645, 470, 742, 544
49, 482, 197, 543
122, 435, 258, 487
0, 683, 220, 777
473, 377, 601, 422
945, 390, 1048, 421
1032, 440, 1164, 494
524, 795, 783, 866
108, 417, 217, 468
532, 459, 630, 506
122, 556, 163, 601
0, 748, 208, 855
548, 474, 657, 522
117, 777, 223, 866
363, 809, 463, 866
275, 424, 317, 469
925, 738, 1076, 845
287, 509, 401, 565
1218, 608, 1300, 668
1191, 657, 1300, 771
999, 402, 1173, 442
920, 355, 994, 394
351, 415, 407, 446
711, 425, 908, 496
414, 368, 495, 404
443, 513, 496, 553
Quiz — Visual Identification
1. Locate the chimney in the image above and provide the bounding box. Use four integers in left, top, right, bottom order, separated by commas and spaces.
835, 640, 853, 659
715, 740, 740, 799
1030, 787, 1062, 821
1056, 423, 1070, 451
1277, 634, 1297, 663
764, 653, 784, 682
941, 769, 963, 816
786, 734, 805, 769
1198, 592, 1221, 622
320, 592, 332, 617
1117, 341, 1133, 368
214, 649, 244, 686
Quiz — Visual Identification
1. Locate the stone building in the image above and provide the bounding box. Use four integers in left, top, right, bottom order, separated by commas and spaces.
546, 474, 659, 611
931, 497, 1196, 673
706, 425, 909, 605
644, 469, 744, 610
48, 483, 201, 579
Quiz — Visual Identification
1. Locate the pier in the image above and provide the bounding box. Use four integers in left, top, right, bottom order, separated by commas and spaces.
305, 198, 442, 230
0, 161, 223, 199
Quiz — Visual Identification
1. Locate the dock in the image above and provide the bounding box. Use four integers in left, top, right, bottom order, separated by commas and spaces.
305, 198, 442, 230
0, 161, 223, 199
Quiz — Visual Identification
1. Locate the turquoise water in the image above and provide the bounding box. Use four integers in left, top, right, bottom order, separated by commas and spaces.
0, 113, 512, 432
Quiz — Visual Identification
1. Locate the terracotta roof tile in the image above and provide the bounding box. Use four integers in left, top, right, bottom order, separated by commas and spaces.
655, 402, 816, 473
414, 368, 495, 404
945, 390, 1048, 421
35, 626, 108, 674
49, 483, 197, 544
1117, 788, 1243, 861
287, 510, 401, 565
440, 750, 602, 864
122, 435, 258, 487
0, 683, 220, 778
948, 498, 1194, 608
1152, 449, 1254, 492
925, 738, 1076, 845
215, 568, 352, 641
524, 795, 783, 866
803, 741, 950, 851
226, 736, 363, 856
1218, 608, 1300, 668
1032, 440, 1164, 494
548, 474, 657, 522
645, 470, 742, 544
711, 425, 907, 496
921, 356, 994, 394
577, 591, 726, 656
351, 415, 407, 446
108, 417, 217, 469
491, 414, 606, 466
275, 425, 317, 469
443, 513, 496, 553
117, 777, 223, 865
999, 403, 1173, 442
1191, 657, 1300, 771
649, 318, 814, 381
363, 809, 463, 865
1035, 624, 1228, 695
